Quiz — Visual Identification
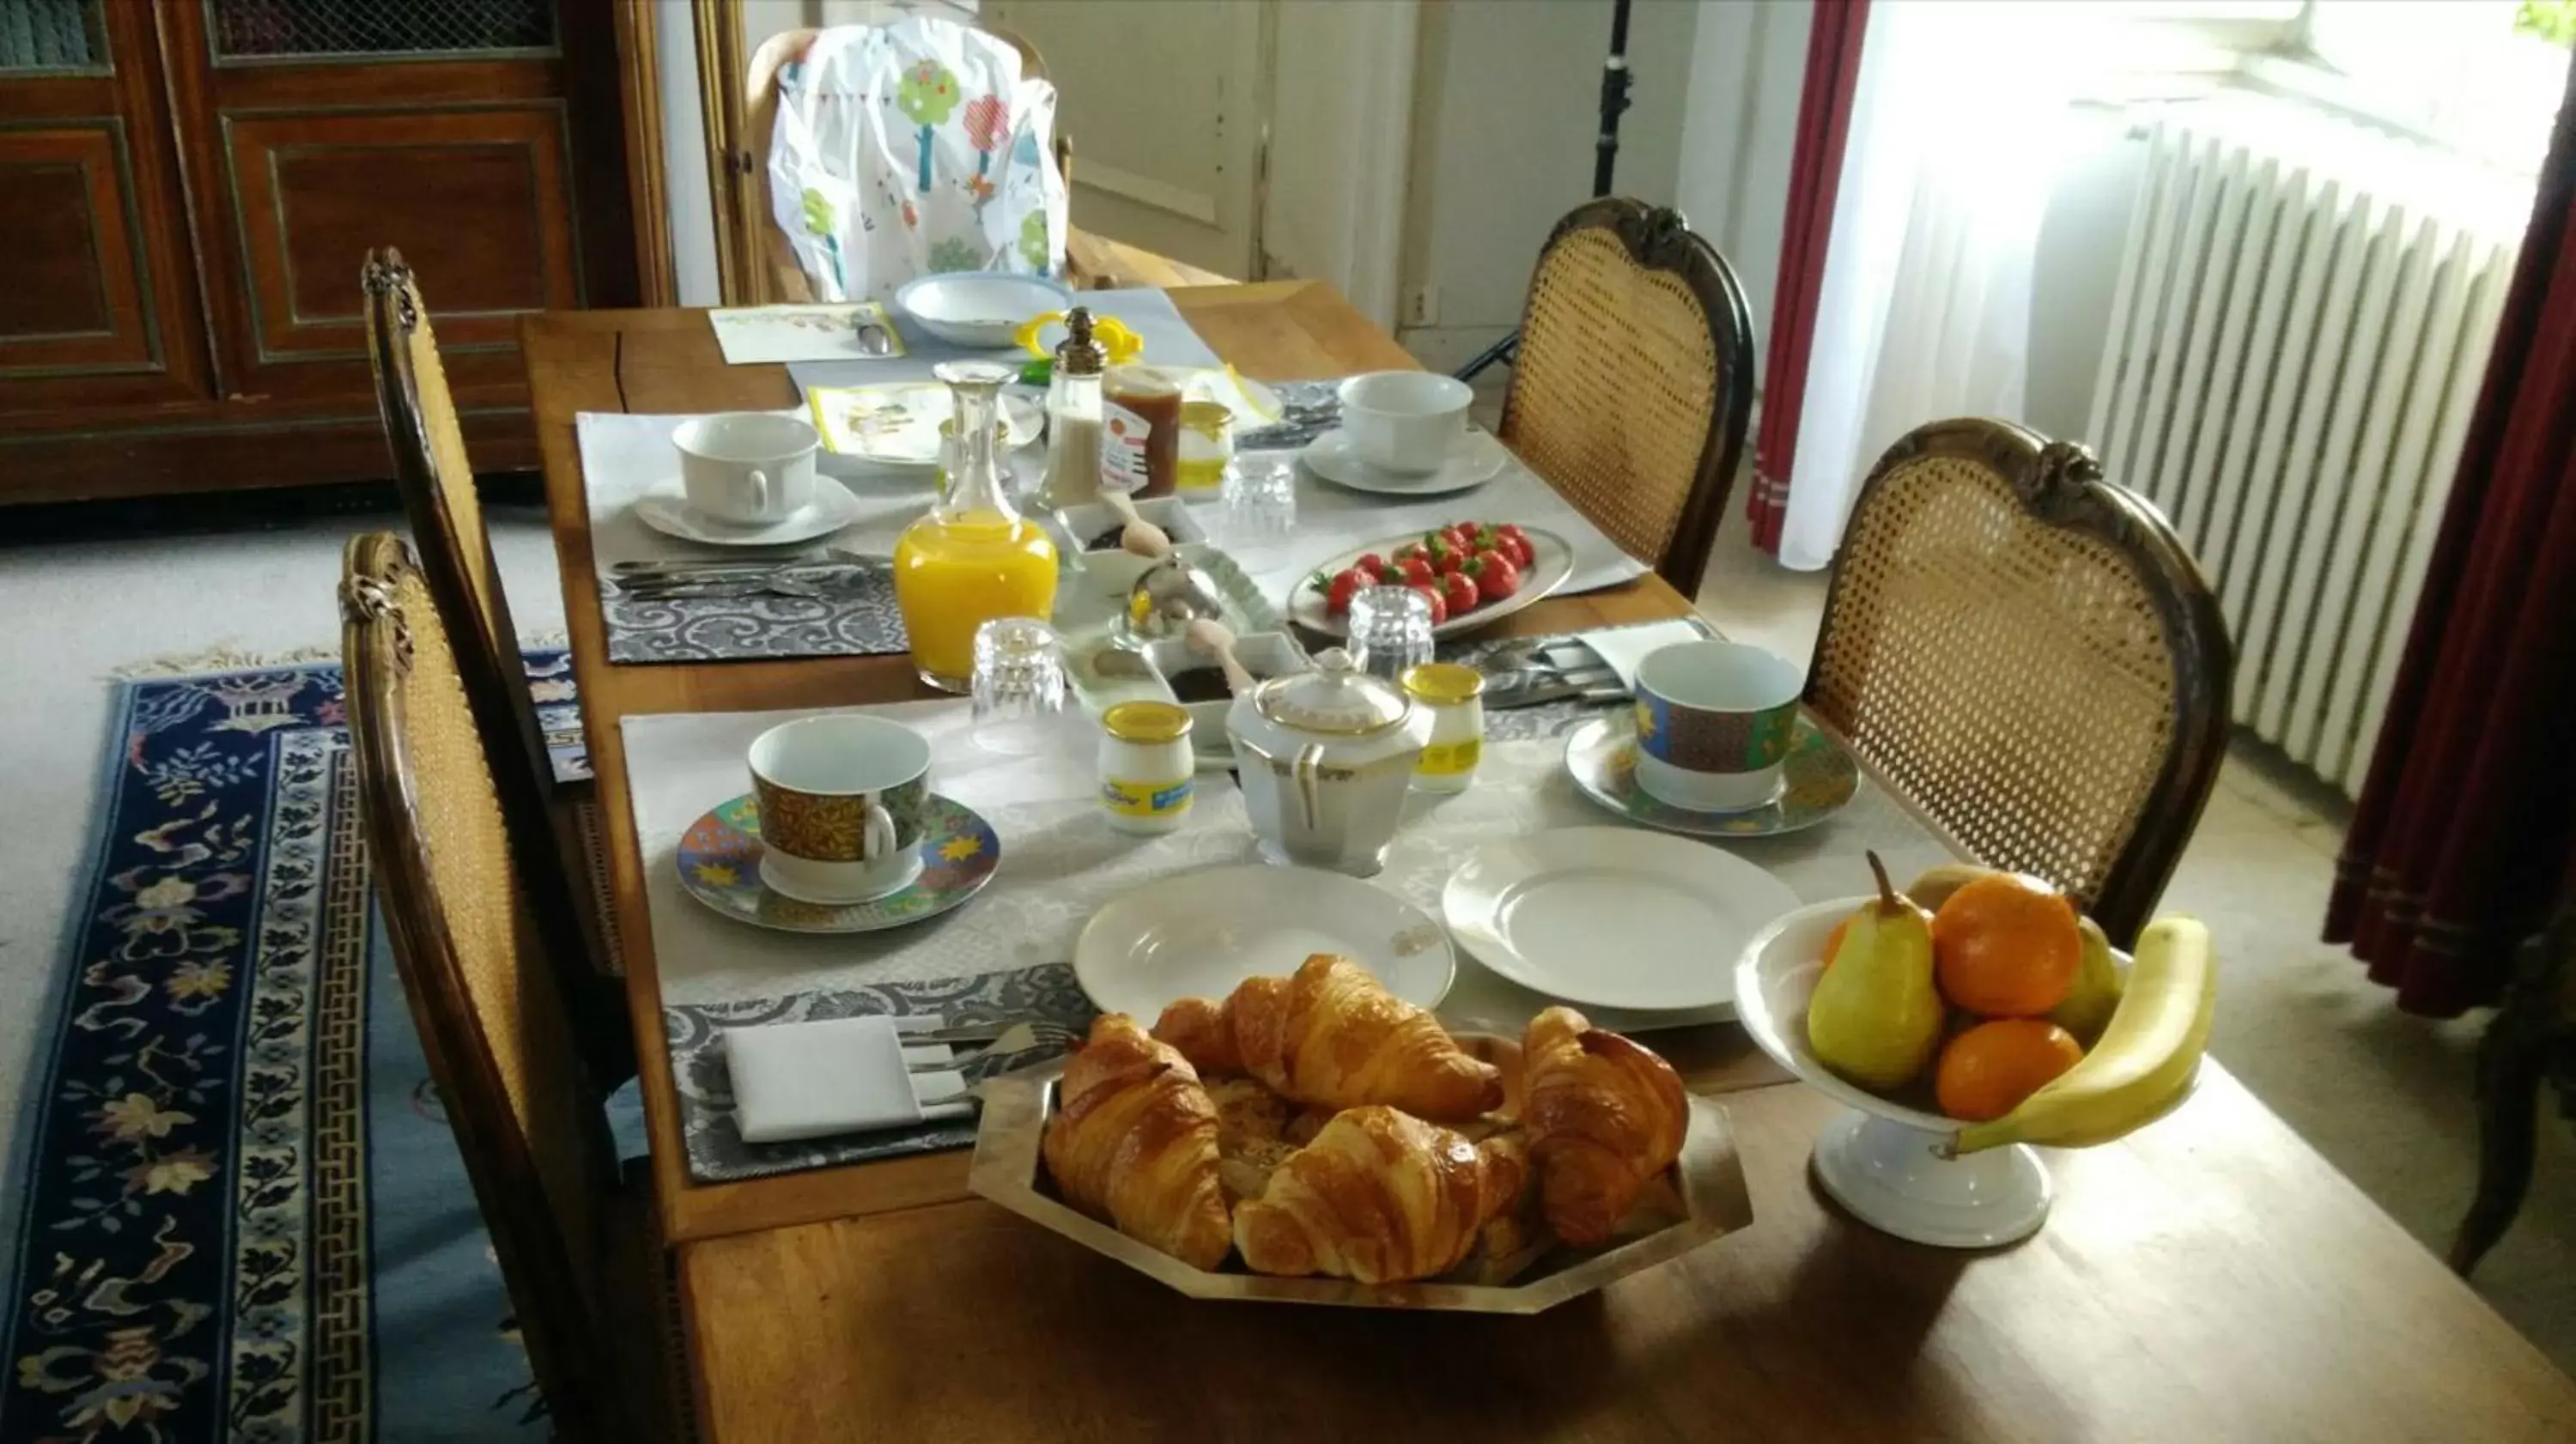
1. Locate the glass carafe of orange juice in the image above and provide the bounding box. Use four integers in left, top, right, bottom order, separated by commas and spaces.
894, 361, 1060, 691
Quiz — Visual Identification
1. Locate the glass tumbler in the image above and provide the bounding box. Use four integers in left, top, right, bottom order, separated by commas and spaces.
1216, 454, 1298, 561
970, 616, 1067, 755
1346, 585, 1435, 683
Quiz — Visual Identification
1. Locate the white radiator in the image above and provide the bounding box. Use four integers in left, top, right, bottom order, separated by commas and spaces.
2087, 94, 2529, 798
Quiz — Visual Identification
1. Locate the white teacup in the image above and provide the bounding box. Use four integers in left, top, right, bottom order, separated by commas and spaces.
1338, 371, 1472, 474
746, 715, 933, 905
1631, 640, 1805, 813
674, 413, 821, 525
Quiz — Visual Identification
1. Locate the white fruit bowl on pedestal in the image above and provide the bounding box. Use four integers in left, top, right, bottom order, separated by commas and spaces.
1735, 897, 2122, 1249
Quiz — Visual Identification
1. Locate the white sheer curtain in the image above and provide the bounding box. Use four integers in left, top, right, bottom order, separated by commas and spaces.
1777, 3, 2094, 571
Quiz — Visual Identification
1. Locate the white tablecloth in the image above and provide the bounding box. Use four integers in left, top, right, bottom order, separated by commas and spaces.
623, 695, 1947, 1036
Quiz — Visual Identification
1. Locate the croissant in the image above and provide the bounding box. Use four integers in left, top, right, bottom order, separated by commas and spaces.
1042, 1014, 1233, 1269
1151, 954, 1503, 1120
1233, 1106, 1527, 1283
1522, 1006, 1690, 1246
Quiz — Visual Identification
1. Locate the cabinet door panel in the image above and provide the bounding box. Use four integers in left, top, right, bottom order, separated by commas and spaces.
0, 121, 155, 373
223, 106, 580, 374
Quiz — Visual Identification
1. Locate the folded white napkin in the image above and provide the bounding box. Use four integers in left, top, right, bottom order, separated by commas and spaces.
723, 1015, 973, 1144
1577, 617, 1723, 693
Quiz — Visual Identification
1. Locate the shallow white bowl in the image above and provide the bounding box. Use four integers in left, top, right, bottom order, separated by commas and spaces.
1073, 865, 1455, 1020
896, 270, 1074, 349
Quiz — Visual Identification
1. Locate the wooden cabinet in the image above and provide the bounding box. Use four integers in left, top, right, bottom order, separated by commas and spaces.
0, 0, 645, 504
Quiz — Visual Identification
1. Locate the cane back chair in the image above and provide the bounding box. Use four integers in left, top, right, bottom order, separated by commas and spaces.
1499, 197, 1756, 592
1805, 419, 2233, 946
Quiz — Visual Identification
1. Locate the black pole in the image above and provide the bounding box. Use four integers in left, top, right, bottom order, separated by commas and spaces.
1593, 0, 1634, 199
1457, 0, 1633, 383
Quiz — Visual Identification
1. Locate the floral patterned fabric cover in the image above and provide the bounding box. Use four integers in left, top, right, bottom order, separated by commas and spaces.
767, 17, 1069, 301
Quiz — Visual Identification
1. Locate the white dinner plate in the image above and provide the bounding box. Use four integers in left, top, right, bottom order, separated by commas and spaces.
1287, 526, 1574, 640
632, 479, 866, 548
1072, 865, 1456, 1020
1301, 428, 1509, 498
1442, 828, 1801, 1012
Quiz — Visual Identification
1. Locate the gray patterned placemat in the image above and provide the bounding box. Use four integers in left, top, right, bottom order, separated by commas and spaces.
1239, 379, 1340, 452
1443, 616, 1716, 743
598, 568, 910, 664
662, 962, 1095, 1183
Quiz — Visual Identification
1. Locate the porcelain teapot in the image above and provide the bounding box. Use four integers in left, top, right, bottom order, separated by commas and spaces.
1226, 648, 1431, 876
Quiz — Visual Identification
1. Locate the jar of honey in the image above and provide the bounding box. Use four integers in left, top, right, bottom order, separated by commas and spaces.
1102, 364, 1186, 499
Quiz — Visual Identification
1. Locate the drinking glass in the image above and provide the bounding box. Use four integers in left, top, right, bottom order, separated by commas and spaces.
1216, 454, 1297, 561
970, 616, 1067, 755
1347, 585, 1435, 682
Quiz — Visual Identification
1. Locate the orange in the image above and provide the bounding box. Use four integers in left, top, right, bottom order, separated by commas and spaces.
1931, 873, 2081, 1016
1935, 1018, 2084, 1122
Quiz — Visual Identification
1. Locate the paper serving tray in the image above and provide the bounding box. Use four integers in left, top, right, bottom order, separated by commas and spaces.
967, 1051, 1753, 1314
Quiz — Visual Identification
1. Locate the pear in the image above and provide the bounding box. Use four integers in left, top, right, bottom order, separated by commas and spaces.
1906, 862, 1999, 914
2047, 917, 2124, 1044
1806, 852, 1945, 1095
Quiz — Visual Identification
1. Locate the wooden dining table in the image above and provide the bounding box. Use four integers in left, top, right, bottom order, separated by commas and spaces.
526, 282, 2576, 1442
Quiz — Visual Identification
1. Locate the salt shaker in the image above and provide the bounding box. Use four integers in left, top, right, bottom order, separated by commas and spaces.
1401, 662, 1485, 792
1042, 306, 1109, 507
1097, 700, 1194, 834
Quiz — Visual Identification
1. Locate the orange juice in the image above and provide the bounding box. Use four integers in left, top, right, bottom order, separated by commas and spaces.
892, 509, 1059, 689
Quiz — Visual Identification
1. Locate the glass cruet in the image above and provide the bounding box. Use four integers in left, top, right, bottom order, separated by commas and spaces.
892, 361, 1061, 692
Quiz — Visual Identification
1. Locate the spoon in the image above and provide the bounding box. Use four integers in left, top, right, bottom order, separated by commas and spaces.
1185, 618, 1260, 695
1100, 488, 1171, 558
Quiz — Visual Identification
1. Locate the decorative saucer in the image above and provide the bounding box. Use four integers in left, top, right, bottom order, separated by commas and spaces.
1564, 711, 1857, 839
676, 792, 999, 934
634, 481, 865, 548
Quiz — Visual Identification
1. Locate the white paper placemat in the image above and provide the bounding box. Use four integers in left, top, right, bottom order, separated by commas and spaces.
624, 698, 1946, 1034
710, 301, 908, 365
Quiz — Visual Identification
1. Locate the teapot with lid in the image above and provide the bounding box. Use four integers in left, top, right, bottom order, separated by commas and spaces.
1224, 648, 1431, 876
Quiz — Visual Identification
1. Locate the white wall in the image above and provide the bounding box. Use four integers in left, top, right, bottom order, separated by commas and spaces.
1674, 0, 1809, 355
1396, 0, 1699, 371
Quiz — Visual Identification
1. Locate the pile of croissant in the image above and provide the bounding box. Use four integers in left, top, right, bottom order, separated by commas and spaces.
1039, 953, 1692, 1285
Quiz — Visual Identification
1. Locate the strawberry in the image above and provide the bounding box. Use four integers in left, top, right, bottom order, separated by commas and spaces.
1425, 541, 1466, 575
1495, 524, 1535, 567
1436, 525, 1472, 553
1407, 580, 1449, 627
1325, 567, 1367, 615
1394, 541, 1429, 564
1355, 552, 1385, 576
1466, 549, 1521, 601
1441, 571, 1479, 615
1397, 555, 1435, 585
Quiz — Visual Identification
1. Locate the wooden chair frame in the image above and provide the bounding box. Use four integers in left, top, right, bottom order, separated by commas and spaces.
1804, 419, 2233, 945
339, 533, 631, 1441
361, 249, 631, 1087
1499, 197, 1756, 592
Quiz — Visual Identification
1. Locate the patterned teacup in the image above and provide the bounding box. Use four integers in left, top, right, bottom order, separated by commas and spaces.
1631, 641, 1804, 813
747, 715, 933, 904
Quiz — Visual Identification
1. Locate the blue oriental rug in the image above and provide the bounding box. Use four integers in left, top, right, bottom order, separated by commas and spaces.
2, 655, 588, 1443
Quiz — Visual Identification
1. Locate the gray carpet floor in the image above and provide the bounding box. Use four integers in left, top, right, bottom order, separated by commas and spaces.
3, 495, 2568, 1375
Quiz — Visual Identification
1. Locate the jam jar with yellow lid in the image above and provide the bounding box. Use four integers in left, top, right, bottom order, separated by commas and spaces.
1097, 699, 1194, 834
1401, 662, 1485, 792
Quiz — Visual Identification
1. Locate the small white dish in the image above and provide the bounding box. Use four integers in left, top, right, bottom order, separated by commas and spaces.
1301, 428, 1509, 498
1072, 864, 1455, 1020
1442, 827, 1800, 1013
896, 270, 1074, 348
633, 479, 864, 548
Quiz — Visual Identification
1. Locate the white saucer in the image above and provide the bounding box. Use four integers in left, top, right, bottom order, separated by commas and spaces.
1072, 865, 1455, 1019
1300, 428, 1509, 497
1442, 827, 1801, 1013
633, 481, 864, 548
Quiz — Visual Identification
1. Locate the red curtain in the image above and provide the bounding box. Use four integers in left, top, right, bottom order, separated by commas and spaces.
1745, 0, 1871, 553
2324, 63, 2576, 1016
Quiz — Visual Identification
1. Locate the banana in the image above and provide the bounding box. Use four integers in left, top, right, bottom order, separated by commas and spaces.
1949, 917, 2215, 1155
